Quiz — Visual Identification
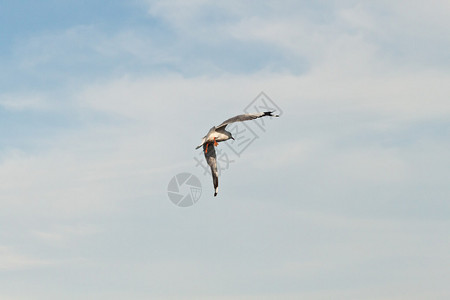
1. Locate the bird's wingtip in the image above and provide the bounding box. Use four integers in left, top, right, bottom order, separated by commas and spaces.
264, 111, 280, 117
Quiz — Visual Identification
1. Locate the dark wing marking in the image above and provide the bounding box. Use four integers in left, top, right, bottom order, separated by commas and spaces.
216, 111, 278, 129
203, 142, 219, 196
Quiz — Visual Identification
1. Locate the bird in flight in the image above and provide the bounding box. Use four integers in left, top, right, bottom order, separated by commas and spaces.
196, 111, 279, 196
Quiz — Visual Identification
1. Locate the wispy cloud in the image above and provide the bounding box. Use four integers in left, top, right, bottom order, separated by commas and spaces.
0, 246, 54, 270
0, 93, 49, 111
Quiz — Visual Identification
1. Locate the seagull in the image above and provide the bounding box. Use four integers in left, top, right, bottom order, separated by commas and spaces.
196, 111, 279, 196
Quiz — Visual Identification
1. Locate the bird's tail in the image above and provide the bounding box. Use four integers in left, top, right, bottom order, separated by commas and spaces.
195, 144, 203, 150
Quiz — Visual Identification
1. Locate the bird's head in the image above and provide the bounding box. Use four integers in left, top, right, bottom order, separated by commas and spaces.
225, 130, 235, 140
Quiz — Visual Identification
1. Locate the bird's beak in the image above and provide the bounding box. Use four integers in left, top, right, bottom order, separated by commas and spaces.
231, 137, 235, 140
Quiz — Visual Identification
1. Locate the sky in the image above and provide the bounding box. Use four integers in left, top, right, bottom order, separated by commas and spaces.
1, 0, 450, 299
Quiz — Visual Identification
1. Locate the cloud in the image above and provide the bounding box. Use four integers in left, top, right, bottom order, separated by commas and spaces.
12, 25, 175, 75
145, 0, 450, 72
1, 63, 448, 217
32, 224, 103, 246
0, 246, 54, 270
1, 1, 449, 299
0, 93, 49, 111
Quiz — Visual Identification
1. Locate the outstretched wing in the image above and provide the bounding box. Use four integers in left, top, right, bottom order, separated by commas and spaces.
216, 111, 279, 129
203, 142, 219, 196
